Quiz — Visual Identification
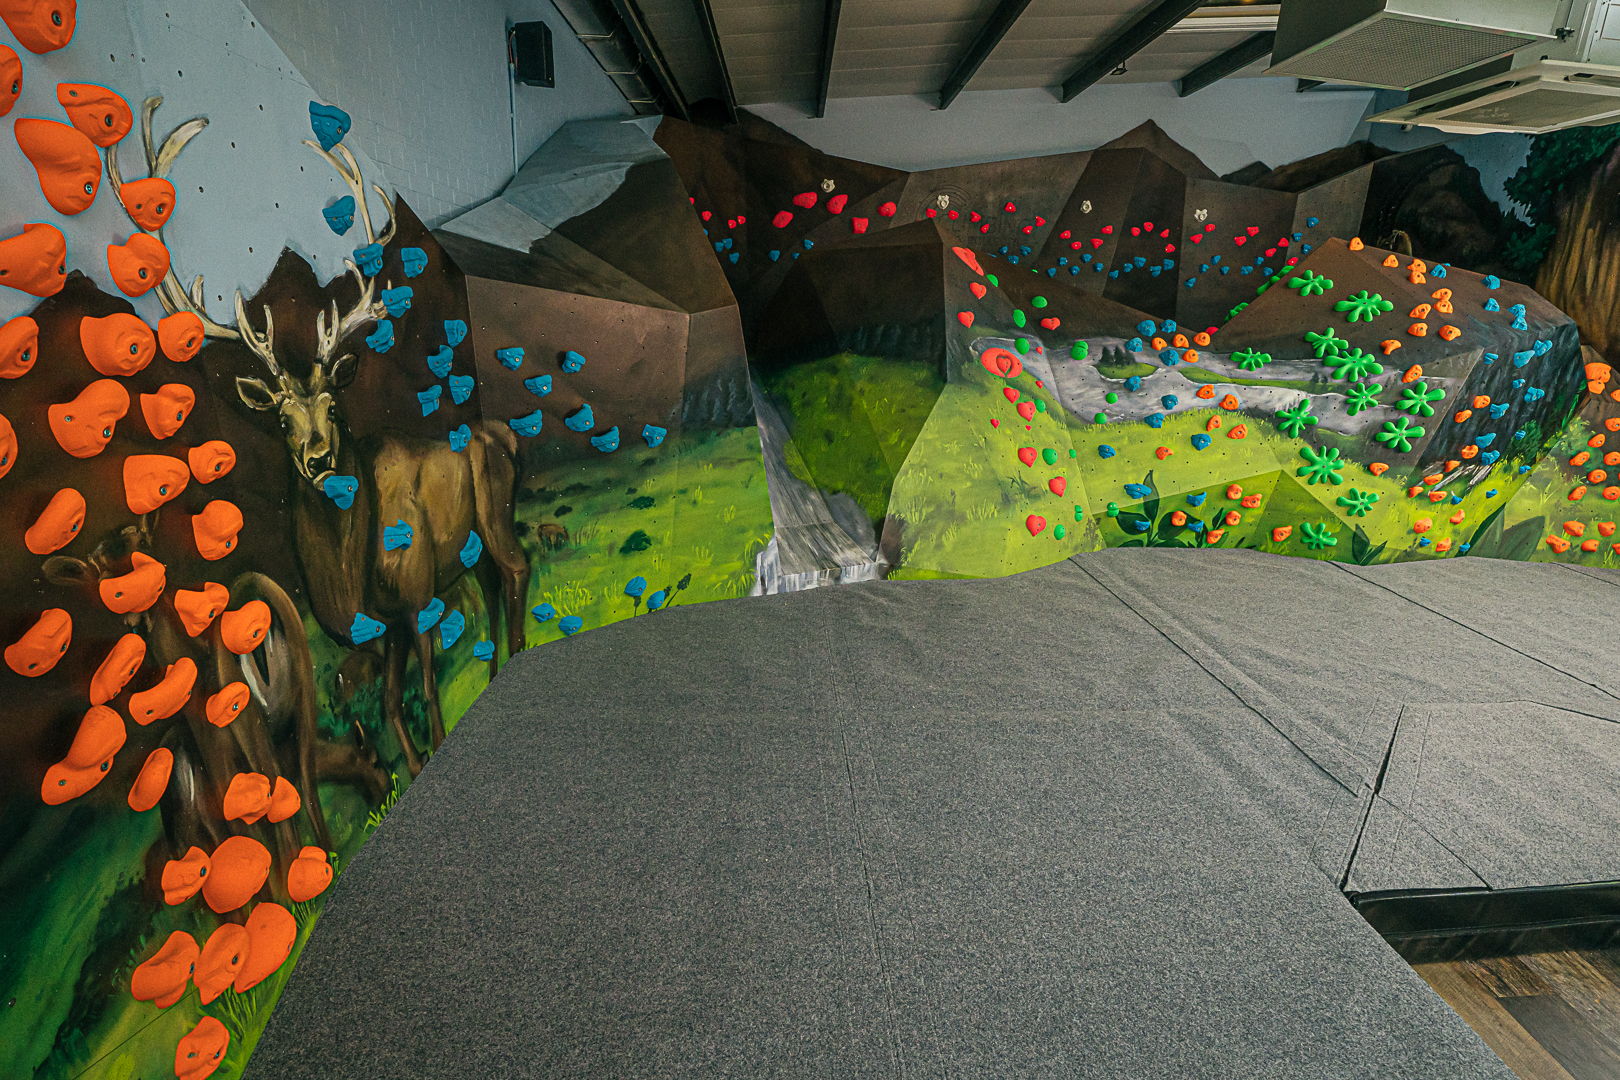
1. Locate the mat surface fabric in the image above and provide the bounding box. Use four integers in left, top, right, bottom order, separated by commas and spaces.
248, 550, 1620, 1079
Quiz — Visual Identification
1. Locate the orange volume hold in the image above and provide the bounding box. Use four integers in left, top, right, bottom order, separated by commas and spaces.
107, 233, 170, 297
130, 929, 197, 1007
14, 117, 99, 214
222, 772, 272, 824
5, 607, 70, 676
0, 313, 38, 376
88, 631, 145, 705
41, 704, 125, 805
268, 775, 301, 823
287, 845, 333, 902
0, 222, 67, 296
24, 487, 84, 554
127, 747, 173, 811
194, 922, 250, 1003
49, 379, 129, 457
0, 0, 78, 53
129, 657, 196, 724
80, 312, 156, 376
56, 82, 131, 145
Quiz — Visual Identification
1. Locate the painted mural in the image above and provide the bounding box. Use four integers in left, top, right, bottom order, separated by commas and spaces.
3, 4, 1620, 1080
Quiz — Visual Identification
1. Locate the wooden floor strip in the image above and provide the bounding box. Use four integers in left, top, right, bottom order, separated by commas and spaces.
1413, 962, 1577, 1080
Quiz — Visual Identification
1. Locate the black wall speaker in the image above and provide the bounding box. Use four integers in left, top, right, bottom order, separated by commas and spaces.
510, 21, 555, 88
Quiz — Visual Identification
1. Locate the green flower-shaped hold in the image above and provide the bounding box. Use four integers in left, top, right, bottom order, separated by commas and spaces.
1335, 488, 1380, 517
1233, 347, 1272, 372
1396, 379, 1445, 418
1296, 444, 1345, 486
1334, 290, 1394, 323
1300, 522, 1339, 549
1324, 348, 1384, 382
1277, 399, 1318, 438
1288, 270, 1334, 297
1305, 328, 1349, 359
1377, 416, 1426, 453
1345, 380, 1382, 416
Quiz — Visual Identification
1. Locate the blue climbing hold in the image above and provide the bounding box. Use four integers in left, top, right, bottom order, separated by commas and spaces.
1008, 255, 1020, 265
625, 576, 647, 598
1137, 320, 1156, 337
1525, 387, 1545, 402
531, 603, 556, 623
1489, 403, 1509, 418
473, 640, 495, 661
1161, 394, 1178, 410
1483, 352, 1498, 365
1513, 378, 1526, 389
1306, 217, 1319, 227
1510, 303, 1526, 316
445, 320, 468, 347
322, 195, 355, 235
1059, 258, 1069, 266
509, 410, 544, 436
1098, 445, 1116, 458
353, 243, 384, 277
1475, 433, 1496, 447
524, 375, 552, 397
728, 252, 739, 264
1125, 376, 1142, 392
1159, 349, 1180, 366
1020, 245, 1032, 257
1486, 489, 1498, 498
496, 347, 524, 370
1186, 492, 1206, 507
1519, 464, 1531, 474
439, 610, 465, 649
322, 474, 358, 510
381, 286, 412, 317
559, 616, 583, 636
1533, 339, 1551, 356
349, 612, 385, 645
449, 375, 474, 405
647, 590, 667, 611
1146, 413, 1164, 428
449, 424, 471, 452
1512, 350, 1533, 367
1241, 267, 1253, 276
1191, 433, 1211, 450
1418, 537, 1430, 547
1070, 266, 1080, 275
1481, 451, 1500, 466
1160, 320, 1176, 334
590, 426, 620, 452
1124, 483, 1152, 499
643, 424, 667, 448
417, 384, 442, 416
1431, 264, 1446, 278
1047, 267, 1057, 278
1082, 254, 1092, 263
1484, 297, 1500, 311
1127, 337, 1144, 352
401, 247, 427, 277
427, 346, 453, 378
1109, 271, 1119, 278
1200, 264, 1209, 273
459, 531, 483, 568
308, 102, 351, 150
562, 350, 586, 373
1186, 277, 1196, 288
365, 319, 394, 354
383, 519, 413, 550
565, 404, 594, 432
769, 250, 780, 262
1189, 520, 1204, 533
803, 239, 813, 250
1127, 518, 1150, 533
416, 598, 445, 635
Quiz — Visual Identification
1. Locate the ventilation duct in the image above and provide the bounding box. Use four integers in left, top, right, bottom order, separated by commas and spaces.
550, 0, 665, 115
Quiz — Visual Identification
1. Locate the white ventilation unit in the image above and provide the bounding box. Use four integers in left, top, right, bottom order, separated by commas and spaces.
1366, 0, 1620, 132
1265, 0, 1562, 90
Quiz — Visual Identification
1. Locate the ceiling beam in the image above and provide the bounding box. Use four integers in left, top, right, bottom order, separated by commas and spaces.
1176, 31, 1276, 98
1059, 0, 1206, 104
603, 0, 691, 121
938, 0, 1036, 110
692, 0, 738, 123
816, 0, 843, 118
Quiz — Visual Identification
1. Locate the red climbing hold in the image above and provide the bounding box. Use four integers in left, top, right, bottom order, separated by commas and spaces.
1247, 227, 1259, 236
772, 211, 793, 229
947, 210, 958, 220
852, 217, 868, 234
1049, 477, 1066, 496
957, 312, 975, 327
1040, 317, 1060, 330
980, 224, 990, 233
1234, 237, 1246, 246
1131, 228, 1141, 236
970, 282, 987, 299
1059, 230, 1071, 239
1004, 388, 1020, 403
1025, 514, 1047, 536
793, 192, 817, 209
827, 194, 848, 214
1035, 216, 1046, 227
970, 212, 981, 223
1071, 241, 1083, 250
952, 247, 985, 275
1005, 202, 1016, 213
726, 219, 736, 229
1022, 226, 1034, 235
1278, 238, 1289, 247
1159, 230, 1169, 239
1017, 401, 1035, 421
1144, 222, 1154, 231
1190, 235, 1202, 244
980, 348, 1023, 379
1091, 239, 1103, 248
1205, 224, 1215, 232
1018, 447, 1037, 466
991, 418, 999, 428
701, 211, 711, 221
1265, 248, 1277, 258
879, 202, 896, 217
1102, 226, 1113, 234
1165, 244, 1176, 254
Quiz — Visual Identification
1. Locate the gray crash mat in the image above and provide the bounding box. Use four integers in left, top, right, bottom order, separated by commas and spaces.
244, 553, 1592, 1080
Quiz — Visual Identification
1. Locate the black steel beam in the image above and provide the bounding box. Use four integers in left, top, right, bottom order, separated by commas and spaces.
604, 0, 691, 121
1176, 31, 1275, 98
1059, 0, 1205, 103
693, 0, 738, 122
1296, 78, 1324, 92
816, 0, 843, 118
938, 0, 1035, 110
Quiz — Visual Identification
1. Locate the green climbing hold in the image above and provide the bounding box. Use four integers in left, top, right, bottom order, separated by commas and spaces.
1396, 380, 1444, 418
1106, 502, 1119, 517
1035, 400, 1046, 413
1305, 328, 1349, 359
1300, 522, 1338, 549
1105, 392, 1119, 404
1054, 523, 1066, 539
1233, 348, 1271, 372
1094, 412, 1107, 424
1013, 310, 1027, 328
1276, 399, 1318, 438
1016, 338, 1030, 355
987, 274, 998, 286
1334, 290, 1394, 322
1335, 488, 1379, 517
1032, 296, 1048, 308
1296, 445, 1345, 486
1074, 504, 1083, 520
1070, 341, 1089, 360
1376, 416, 1425, 453
1287, 270, 1333, 297
1324, 348, 1383, 381
1041, 448, 1057, 465
1345, 380, 1381, 416
1068, 448, 1077, 458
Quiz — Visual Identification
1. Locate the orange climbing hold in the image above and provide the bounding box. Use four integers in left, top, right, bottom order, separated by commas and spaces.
1224, 510, 1241, 527
1454, 410, 1472, 423
220, 600, 270, 654
1227, 424, 1248, 439
1205, 529, 1225, 545
1592, 470, 1610, 484
89, 632, 145, 705
1438, 325, 1460, 341
1413, 518, 1433, 534
1408, 486, 1424, 498
1383, 254, 1399, 267
99, 551, 165, 614
1408, 270, 1426, 284
124, 454, 189, 514
49, 379, 127, 459
1195, 384, 1215, 400
195, 923, 250, 1003
1590, 433, 1607, 448
1172, 333, 1189, 349
160, 846, 210, 905
1409, 304, 1431, 319
1609, 418, 1620, 432
1151, 336, 1168, 351
223, 772, 273, 824
25, 487, 84, 554
1226, 485, 1243, 499
1445, 459, 1460, 472
1272, 526, 1292, 542
118, 176, 176, 232
1403, 365, 1423, 383
1600, 522, 1617, 537
1571, 486, 1589, 500
1431, 288, 1452, 301
1564, 520, 1587, 536
0, 221, 67, 296
1547, 535, 1571, 553
1461, 445, 1478, 459
1450, 509, 1465, 525
175, 583, 228, 636
0, 0, 76, 53
1170, 510, 1187, 527
193, 500, 244, 560
0, 313, 37, 377
202, 835, 272, 914
5, 608, 69, 676
81, 312, 156, 376
108, 233, 170, 297
1155, 446, 1173, 460
1435, 538, 1452, 552
1434, 299, 1453, 314
236, 903, 297, 993
1369, 462, 1389, 476
129, 657, 196, 724
1609, 452, 1620, 467
15, 117, 99, 214
1473, 395, 1491, 409
1572, 451, 1592, 467
1380, 340, 1402, 355
188, 440, 236, 484
41, 705, 125, 805
268, 775, 301, 824
1205, 415, 1221, 432
1241, 494, 1262, 508
127, 748, 173, 812
57, 83, 131, 146
205, 682, 249, 728
952, 247, 984, 276
1219, 393, 1240, 410
1183, 350, 1199, 364
288, 845, 333, 902
1193, 331, 1211, 347
175, 1015, 229, 1080
1408, 322, 1428, 337
1606, 486, 1620, 500
140, 383, 194, 439
131, 930, 197, 1008
1349, 238, 1364, 250
969, 281, 987, 299
1428, 491, 1446, 503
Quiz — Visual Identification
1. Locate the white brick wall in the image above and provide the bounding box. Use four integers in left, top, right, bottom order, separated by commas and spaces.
244, 0, 633, 226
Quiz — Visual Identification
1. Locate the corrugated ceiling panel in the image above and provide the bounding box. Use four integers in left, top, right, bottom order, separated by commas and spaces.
832, 0, 999, 97
637, 0, 724, 104
711, 0, 823, 104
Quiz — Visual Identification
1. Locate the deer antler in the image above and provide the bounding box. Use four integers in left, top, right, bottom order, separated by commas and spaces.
233, 292, 281, 378
303, 139, 394, 367
106, 97, 241, 342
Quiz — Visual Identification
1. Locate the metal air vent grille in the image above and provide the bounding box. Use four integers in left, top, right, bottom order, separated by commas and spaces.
1272, 17, 1532, 89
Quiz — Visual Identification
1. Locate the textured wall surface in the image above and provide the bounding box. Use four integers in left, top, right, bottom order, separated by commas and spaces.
242, 0, 633, 226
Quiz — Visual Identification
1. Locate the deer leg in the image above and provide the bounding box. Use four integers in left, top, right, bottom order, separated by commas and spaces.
474, 559, 503, 678
313, 737, 390, 804
413, 627, 447, 752
383, 630, 423, 779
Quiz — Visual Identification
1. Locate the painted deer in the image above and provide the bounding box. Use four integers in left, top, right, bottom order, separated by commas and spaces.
110, 97, 531, 778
